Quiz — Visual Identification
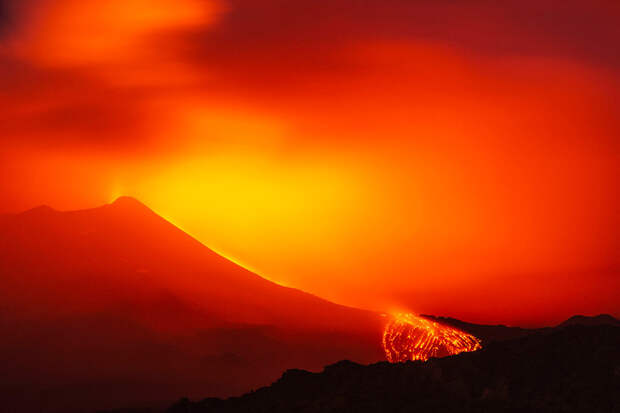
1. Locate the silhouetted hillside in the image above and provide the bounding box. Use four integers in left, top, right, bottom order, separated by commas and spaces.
420, 314, 541, 343
559, 314, 620, 328
168, 325, 620, 413
420, 314, 620, 346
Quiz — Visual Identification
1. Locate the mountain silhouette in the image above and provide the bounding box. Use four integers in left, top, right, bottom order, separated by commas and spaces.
3, 199, 616, 413
419, 314, 540, 343
1, 196, 383, 329
0, 198, 385, 412
419, 314, 620, 345
559, 314, 620, 328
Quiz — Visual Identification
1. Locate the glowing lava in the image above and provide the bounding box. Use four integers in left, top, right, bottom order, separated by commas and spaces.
382, 313, 482, 362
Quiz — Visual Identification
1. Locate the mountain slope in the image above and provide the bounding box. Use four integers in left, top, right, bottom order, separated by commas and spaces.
0, 198, 385, 412
0, 196, 382, 330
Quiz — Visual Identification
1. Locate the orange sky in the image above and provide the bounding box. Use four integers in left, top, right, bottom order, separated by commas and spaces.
0, 0, 618, 326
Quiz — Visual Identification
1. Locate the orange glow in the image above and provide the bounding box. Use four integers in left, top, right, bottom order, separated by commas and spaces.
382, 314, 482, 362
12, 0, 220, 66
0, 0, 618, 326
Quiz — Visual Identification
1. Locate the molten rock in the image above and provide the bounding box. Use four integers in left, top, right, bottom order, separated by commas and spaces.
382, 313, 482, 362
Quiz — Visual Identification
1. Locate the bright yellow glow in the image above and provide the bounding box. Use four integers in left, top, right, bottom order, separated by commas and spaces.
127, 149, 373, 287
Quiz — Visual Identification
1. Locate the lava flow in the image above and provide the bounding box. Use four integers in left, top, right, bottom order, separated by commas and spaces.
382, 313, 482, 362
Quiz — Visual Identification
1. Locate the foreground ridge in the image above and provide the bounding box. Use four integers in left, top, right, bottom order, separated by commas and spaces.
168, 325, 620, 413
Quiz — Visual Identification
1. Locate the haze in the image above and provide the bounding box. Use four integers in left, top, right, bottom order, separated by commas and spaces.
0, 0, 618, 325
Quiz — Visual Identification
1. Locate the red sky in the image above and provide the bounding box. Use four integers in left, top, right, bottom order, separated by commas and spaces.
0, 0, 618, 326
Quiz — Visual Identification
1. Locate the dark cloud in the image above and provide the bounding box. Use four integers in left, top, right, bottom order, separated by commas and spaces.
192, 0, 620, 70
1, 0, 619, 151
0, 0, 11, 35
0, 57, 152, 150
0, 0, 38, 38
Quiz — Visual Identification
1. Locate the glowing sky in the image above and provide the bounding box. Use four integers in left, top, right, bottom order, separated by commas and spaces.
0, 0, 618, 325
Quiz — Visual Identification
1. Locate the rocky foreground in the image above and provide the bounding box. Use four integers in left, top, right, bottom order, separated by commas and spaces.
166, 324, 620, 413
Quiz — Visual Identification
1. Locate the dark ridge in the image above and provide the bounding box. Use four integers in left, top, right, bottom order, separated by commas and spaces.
419, 314, 541, 344
166, 324, 620, 413
0, 0, 12, 37
559, 314, 620, 327
13, 197, 150, 217
18, 204, 56, 216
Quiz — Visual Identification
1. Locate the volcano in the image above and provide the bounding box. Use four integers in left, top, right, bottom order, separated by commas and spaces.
0, 197, 385, 412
